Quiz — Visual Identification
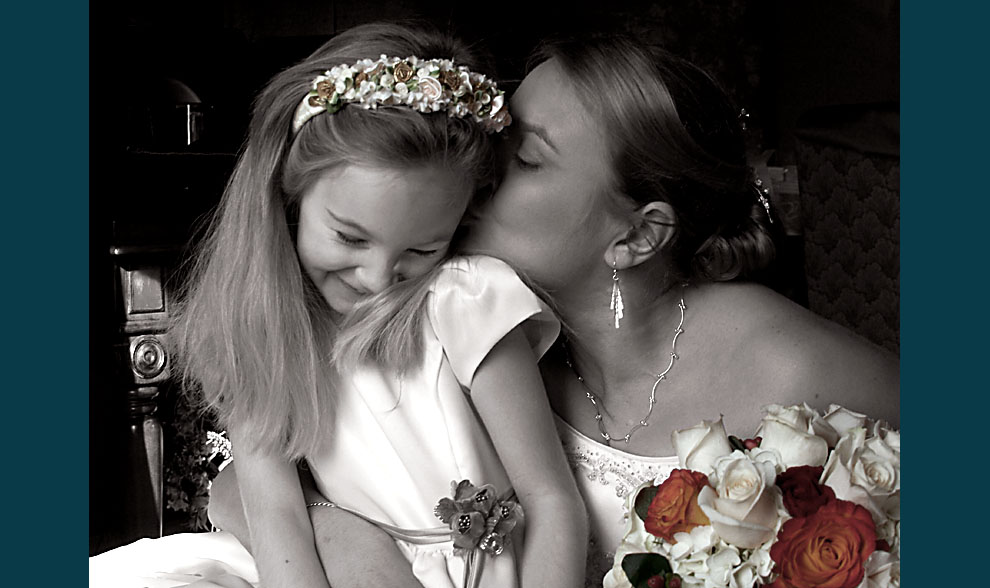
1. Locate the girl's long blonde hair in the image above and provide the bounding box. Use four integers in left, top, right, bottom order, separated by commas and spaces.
170, 21, 497, 460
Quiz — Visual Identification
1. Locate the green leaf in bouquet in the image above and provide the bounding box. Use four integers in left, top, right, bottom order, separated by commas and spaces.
621, 552, 672, 587
728, 435, 747, 452
634, 485, 660, 522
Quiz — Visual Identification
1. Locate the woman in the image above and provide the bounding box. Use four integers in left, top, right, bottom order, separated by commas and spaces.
207, 33, 899, 587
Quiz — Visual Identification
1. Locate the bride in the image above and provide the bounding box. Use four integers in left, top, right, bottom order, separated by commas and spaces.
202, 32, 898, 587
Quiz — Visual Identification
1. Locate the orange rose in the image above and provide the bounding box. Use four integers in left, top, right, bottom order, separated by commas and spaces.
644, 469, 711, 541
769, 499, 877, 588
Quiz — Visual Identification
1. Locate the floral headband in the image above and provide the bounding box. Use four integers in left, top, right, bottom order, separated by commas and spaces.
291, 55, 511, 134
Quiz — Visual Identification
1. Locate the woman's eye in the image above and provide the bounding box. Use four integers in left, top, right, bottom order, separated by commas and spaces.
336, 231, 365, 245
513, 154, 540, 171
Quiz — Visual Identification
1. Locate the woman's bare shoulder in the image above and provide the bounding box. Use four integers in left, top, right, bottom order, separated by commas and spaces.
703, 282, 900, 427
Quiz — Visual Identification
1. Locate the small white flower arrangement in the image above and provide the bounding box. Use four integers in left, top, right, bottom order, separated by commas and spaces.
292, 55, 511, 133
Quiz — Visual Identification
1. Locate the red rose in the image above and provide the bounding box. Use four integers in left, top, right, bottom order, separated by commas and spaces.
644, 469, 711, 541
769, 499, 877, 588
776, 465, 835, 517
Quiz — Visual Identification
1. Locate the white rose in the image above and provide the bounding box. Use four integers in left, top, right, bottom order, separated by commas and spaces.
823, 404, 869, 437
756, 404, 835, 467
821, 426, 900, 537
417, 76, 443, 100
697, 451, 780, 548
857, 550, 900, 588
672, 417, 733, 476
746, 446, 785, 476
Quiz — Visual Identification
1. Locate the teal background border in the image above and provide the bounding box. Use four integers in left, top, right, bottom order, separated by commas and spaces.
1, 2, 89, 583
1, 1, 979, 584
901, 2, 983, 584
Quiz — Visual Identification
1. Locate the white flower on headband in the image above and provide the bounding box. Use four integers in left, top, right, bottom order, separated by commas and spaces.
292, 54, 511, 134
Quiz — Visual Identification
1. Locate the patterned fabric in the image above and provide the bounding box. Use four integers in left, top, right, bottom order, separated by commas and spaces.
555, 416, 679, 588
797, 139, 900, 354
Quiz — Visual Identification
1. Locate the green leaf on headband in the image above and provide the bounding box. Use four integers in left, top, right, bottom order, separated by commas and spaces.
634, 485, 659, 522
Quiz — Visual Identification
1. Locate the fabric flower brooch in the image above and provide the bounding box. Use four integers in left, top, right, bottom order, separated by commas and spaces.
434, 479, 523, 556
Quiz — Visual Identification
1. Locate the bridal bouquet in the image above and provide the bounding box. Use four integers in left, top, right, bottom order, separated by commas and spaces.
604, 404, 899, 588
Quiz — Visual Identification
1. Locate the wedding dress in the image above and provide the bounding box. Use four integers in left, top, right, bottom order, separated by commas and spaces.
555, 416, 679, 588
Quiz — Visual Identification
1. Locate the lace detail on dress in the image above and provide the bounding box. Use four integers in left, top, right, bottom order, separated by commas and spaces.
561, 438, 678, 501
554, 416, 679, 588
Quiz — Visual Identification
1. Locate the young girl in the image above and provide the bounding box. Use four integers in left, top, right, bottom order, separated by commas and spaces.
171, 22, 587, 588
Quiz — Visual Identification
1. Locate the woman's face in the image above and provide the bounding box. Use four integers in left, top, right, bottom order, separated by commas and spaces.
463, 59, 620, 292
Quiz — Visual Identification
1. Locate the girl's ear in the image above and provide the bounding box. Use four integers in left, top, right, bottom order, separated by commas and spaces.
606, 201, 677, 269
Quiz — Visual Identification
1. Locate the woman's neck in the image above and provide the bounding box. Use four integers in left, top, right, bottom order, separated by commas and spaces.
556, 278, 689, 400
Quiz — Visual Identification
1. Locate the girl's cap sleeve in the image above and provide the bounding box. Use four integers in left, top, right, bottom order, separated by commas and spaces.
428, 255, 560, 389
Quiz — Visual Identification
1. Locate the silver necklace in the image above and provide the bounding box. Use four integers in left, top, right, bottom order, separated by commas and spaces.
563, 291, 686, 445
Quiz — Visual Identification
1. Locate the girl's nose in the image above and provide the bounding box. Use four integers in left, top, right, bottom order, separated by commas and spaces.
357, 255, 401, 294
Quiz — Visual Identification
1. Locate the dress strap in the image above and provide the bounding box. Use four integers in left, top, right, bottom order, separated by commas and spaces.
307, 499, 451, 544
308, 494, 516, 588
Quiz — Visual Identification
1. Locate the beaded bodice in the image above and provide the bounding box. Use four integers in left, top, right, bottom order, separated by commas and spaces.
554, 415, 679, 588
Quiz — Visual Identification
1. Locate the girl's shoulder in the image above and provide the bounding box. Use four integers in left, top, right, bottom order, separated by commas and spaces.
431, 255, 530, 294
436, 254, 517, 276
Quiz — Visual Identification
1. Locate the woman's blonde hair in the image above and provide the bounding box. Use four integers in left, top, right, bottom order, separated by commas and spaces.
170, 21, 497, 460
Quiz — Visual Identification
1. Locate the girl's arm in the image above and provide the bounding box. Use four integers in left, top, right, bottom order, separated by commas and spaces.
470, 326, 588, 588
209, 463, 423, 587
231, 432, 330, 588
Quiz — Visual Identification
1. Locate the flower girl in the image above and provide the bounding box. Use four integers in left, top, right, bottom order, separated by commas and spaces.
171, 21, 586, 588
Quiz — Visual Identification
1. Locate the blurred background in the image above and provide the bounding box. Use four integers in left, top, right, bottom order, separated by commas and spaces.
89, 0, 899, 555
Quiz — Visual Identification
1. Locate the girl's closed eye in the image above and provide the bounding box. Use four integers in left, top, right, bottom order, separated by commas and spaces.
336, 231, 366, 246
409, 247, 442, 257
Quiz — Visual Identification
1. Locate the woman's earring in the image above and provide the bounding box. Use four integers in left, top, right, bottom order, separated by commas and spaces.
610, 262, 624, 329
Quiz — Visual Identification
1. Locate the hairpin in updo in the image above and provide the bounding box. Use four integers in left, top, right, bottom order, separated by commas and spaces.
753, 177, 773, 224
292, 55, 511, 134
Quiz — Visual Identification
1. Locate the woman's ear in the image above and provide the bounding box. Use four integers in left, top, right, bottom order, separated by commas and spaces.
606, 201, 677, 269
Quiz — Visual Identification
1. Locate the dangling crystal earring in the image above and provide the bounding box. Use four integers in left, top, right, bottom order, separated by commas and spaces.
609, 261, 624, 329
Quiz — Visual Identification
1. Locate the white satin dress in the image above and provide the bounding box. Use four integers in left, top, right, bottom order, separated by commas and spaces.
306, 255, 560, 588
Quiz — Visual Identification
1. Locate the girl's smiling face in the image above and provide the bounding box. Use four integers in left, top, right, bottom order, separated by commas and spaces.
296, 163, 472, 315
